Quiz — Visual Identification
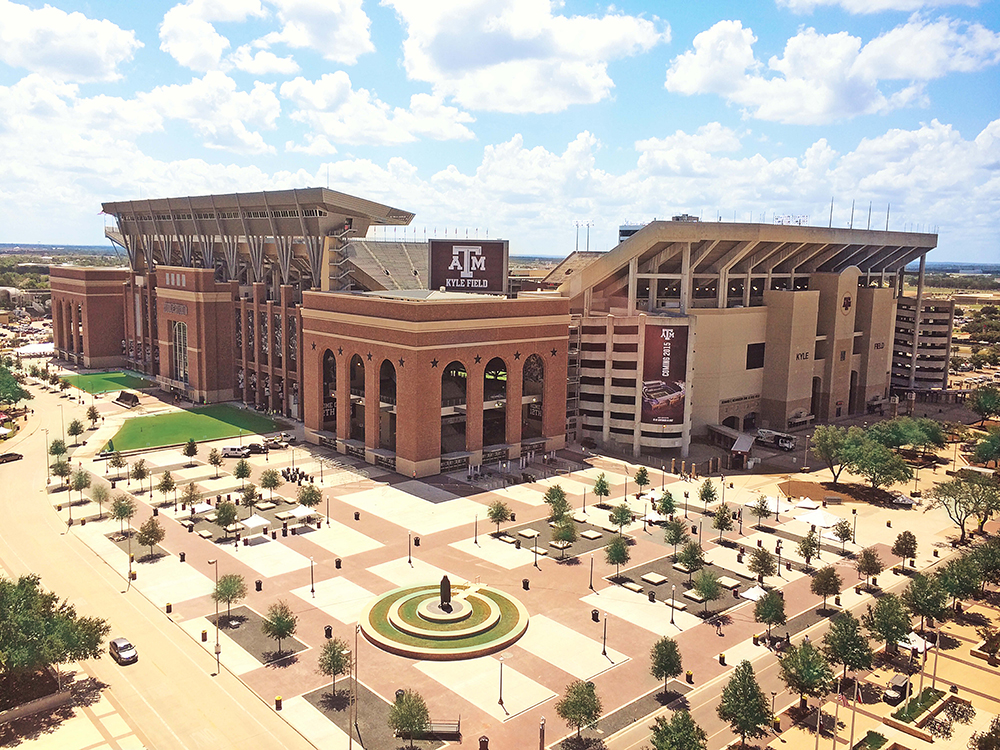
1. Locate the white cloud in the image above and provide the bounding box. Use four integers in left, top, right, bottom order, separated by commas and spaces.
258, 0, 374, 65
281, 72, 475, 149
230, 45, 301, 75
665, 17, 1000, 124
0, 0, 141, 82
636, 123, 744, 175
383, 0, 667, 113
777, 0, 979, 14
140, 72, 281, 154
159, 0, 266, 71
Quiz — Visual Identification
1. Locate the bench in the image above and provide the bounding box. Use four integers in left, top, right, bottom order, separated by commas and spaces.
550, 540, 571, 550
256, 502, 277, 511
623, 582, 643, 594
683, 590, 706, 603
402, 717, 461, 740
573, 512, 589, 523
498, 535, 516, 545
666, 599, 688, 611
641, 572, 668, 586
180, 520, 194, 530
717, 576, 741, 590
197, 530, 213, 539
581, 530, 603, 540
275, 511, 294, 521
672, 563, 692, 574
519, 529, 539, 539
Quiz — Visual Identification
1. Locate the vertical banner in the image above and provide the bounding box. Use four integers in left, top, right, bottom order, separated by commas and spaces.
641, 324, 688, 424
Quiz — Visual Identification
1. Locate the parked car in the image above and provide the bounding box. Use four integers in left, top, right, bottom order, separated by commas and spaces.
883, 673, 909, 705
0, 452, 23, 463
246, 443, 268, 454
109, 637, 138, 665
278, 432, 296, 443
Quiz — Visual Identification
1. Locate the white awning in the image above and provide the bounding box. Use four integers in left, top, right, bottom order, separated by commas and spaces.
242, 513, 269, 529
797, 509, 843, 528
289, 505, 315, 520
899, 631, 932, 653
743, 495, 792, 514
796, 497, 820, 510
191, 502, 213, 514
740, 586, 767, 601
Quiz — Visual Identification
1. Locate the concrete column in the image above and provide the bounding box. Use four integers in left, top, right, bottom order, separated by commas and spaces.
627, 257, 638, 315
602, 315, 613, 445
335, 354, 350, 443
51, 299, 62, 351
632, 315, 646, 456
907, 254, 926, 391
71, 301, 80, 354
465, 363, 484, 454
680, 243, 691, 314
365, 356, 379, 452
505, 361, 523, 451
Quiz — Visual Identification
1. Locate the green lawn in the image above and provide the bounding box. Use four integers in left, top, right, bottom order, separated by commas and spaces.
105, 404, 282, 452
64, 371, 156, 394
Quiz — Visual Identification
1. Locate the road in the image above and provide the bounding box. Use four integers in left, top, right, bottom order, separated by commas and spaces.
0, 384, 316, 750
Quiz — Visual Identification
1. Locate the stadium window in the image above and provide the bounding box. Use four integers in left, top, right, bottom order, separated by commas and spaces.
746, 343, 765, 370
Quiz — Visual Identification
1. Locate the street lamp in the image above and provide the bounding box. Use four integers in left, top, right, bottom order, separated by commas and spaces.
310, 556, 315, 598
852, 508, 858, 543
208, 559, 220, 675
498, 655, 506, 711
43, 428, 49, 485
661, 466, 665, 491
601, 612, 608, 657
670, 585, 676, 625
408, 531, 412, 565
771, 691, 777, 728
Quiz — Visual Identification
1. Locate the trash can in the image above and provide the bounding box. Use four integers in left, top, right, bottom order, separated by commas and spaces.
275, 696, 282, 711
414, 536, 420, 547
510, 512, 516, 522
479, 737, 489, 750
648, 590, 656, 603
395, 689, 405, 703
166, 603, 172, 614
271, 531, 276, 540
324, 625, 333, 639
188, 525, 193, 533
354, 511, 360, 521
515, 539, 521, 549
522, 578, 529, 591
179, 552, 186, 562
592, 609, 600, 622
255, 579, 262, 592
111, 481, 116, 489
335, 558, 342, 569
202, 629, 207, 642
282, 528, 287, 537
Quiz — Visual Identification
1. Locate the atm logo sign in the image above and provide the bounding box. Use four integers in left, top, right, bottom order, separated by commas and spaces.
429, 239, 508, 294
448, 246, 486, 277
841, 294, 853, 315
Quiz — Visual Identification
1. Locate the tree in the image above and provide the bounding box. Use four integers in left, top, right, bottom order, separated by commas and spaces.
856, 547, 884, 589
959, 471, 1000, 534
649, 710, 707, 750
655, 490, 675, 517
86, 404, 99, 428
716, 660, 771, 747
208, 448, 223, 478
677, 540, 705, 583
903, 573, 947, 631
713, 502, 733, 541
649, 636, 683, 696
0, 366, 29, 405
968, 384, 1000, 426
318, 637, 351, 691
259, 468, 283, 499
110, 492, 136, 536
797, 528, 821, 567
51, 457, 71, 487
927, 476, 979, 543
832, 519, 853, 553
849, 440, 912, 489
181, 482, 199, 509
609, 502, 633, 535
698, 479, 717, 508
182, 438, 198, 464
778, 641, 833, 708
67, 419, 84, 445
664, 518, 688, 559
634, 466, 650, 496
811, 566, 842, 611
261, 600, 298, 656
552, 517, 578, 558
215, 501, 239, 538
70, 467, 91, 507
155, 470, 175, 508
863, 593, 911, 653
555, 679, 602, 739
109, 450, 127, 480
92, 483, 109, 520
130, 459, 149, 493
0, 574, 110, 693
297, 483, 322, 509
749, 496, 772, 529
487, 499, 512, 535
975, 429, 1000, 468
136, 516, 164, 558
239, 484, 259, 516
233, 458, 251, 487
811, 424, 865, 485
823, 611, 873, 679
48, 437, 67, 460
754, 591, 786, 640
748, 547, 776, 584
692, 569, 722, 613
605, 535, 631, 579
937, 554, 982, 611
544, 484, 571, 522
388, 689, 429, 749
969, 715, 1000, 750
593, 472, 611, 506
212, 573, 247, 619
892, 531, 919, 561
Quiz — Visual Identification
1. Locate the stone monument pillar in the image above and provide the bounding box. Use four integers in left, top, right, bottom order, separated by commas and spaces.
440, 575, 452, 612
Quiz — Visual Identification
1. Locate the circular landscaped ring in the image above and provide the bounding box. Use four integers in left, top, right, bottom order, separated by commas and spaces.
359, 584, 529, 660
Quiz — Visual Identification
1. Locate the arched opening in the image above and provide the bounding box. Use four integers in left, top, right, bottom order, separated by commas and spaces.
722, 416, 740, 430
521, 354, 544, 440
322, 350, 337, 432
811, 377, 823, 422
171, 321, 188, 384
849, 370, 860, 415
742, 412, 758, 432
483, 357, 508, 447
379, 360, 397, 451
350, 355, 365, 443
441, 361, 467, 455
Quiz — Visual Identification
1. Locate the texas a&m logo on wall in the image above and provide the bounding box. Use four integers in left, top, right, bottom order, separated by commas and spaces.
841, 293, 853, 315
428, 239, 509, 294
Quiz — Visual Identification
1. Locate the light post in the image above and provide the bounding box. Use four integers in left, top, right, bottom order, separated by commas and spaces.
670, 585, 676, 625
326, 491, 330, 527
771, 691, 777, 728
59, 403, 64, 442
698, 521, 703, 545
777, 543, 783, 577
238, 428, 243, 447
848, 677, 860, 750
208, 559, 220, 675
661, 466, 665, 491
589, 554, 594, 590
350, 623, 360, 750
474, 515, 478, 546
408, 530, 412, 565
931, 628, 940, 689
498, 655, 506, 711
539, 717, 545, 750
43, 428, 49, 485
852, 508, 858, 543
310, 556, 315, 598
683, 491, 689, 518
831, 677, 842, 750
602, 612, 608, 657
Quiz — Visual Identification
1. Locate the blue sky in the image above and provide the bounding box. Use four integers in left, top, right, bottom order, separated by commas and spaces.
0, 0, 998, 262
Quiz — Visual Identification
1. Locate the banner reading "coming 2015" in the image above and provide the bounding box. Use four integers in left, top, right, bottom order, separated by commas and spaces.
640, 324, 688, 425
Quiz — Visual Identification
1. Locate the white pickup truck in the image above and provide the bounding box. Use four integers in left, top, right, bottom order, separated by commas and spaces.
755, 429, 797, 451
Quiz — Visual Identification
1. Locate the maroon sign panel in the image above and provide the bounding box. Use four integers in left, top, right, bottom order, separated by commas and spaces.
641, 324, 689, 425
428, 239, 508, 294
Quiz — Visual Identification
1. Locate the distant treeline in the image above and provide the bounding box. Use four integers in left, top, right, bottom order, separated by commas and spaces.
923, 273, 1000, 290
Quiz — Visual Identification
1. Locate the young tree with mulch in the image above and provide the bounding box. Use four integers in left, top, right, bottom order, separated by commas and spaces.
716, 660, 770, 747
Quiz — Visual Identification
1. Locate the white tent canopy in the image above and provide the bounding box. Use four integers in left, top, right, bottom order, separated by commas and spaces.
898, 631, 932, 654
241, 513, 269, 529
289, 505, 315, 520
743, 495, 792, 514
740, 585, 767, 601
797, 509, 843, 528
190, 502, 213, 514
795, 497, 820, 510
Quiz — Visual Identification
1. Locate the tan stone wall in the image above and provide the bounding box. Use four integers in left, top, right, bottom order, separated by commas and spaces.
760, 290, 820, 429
